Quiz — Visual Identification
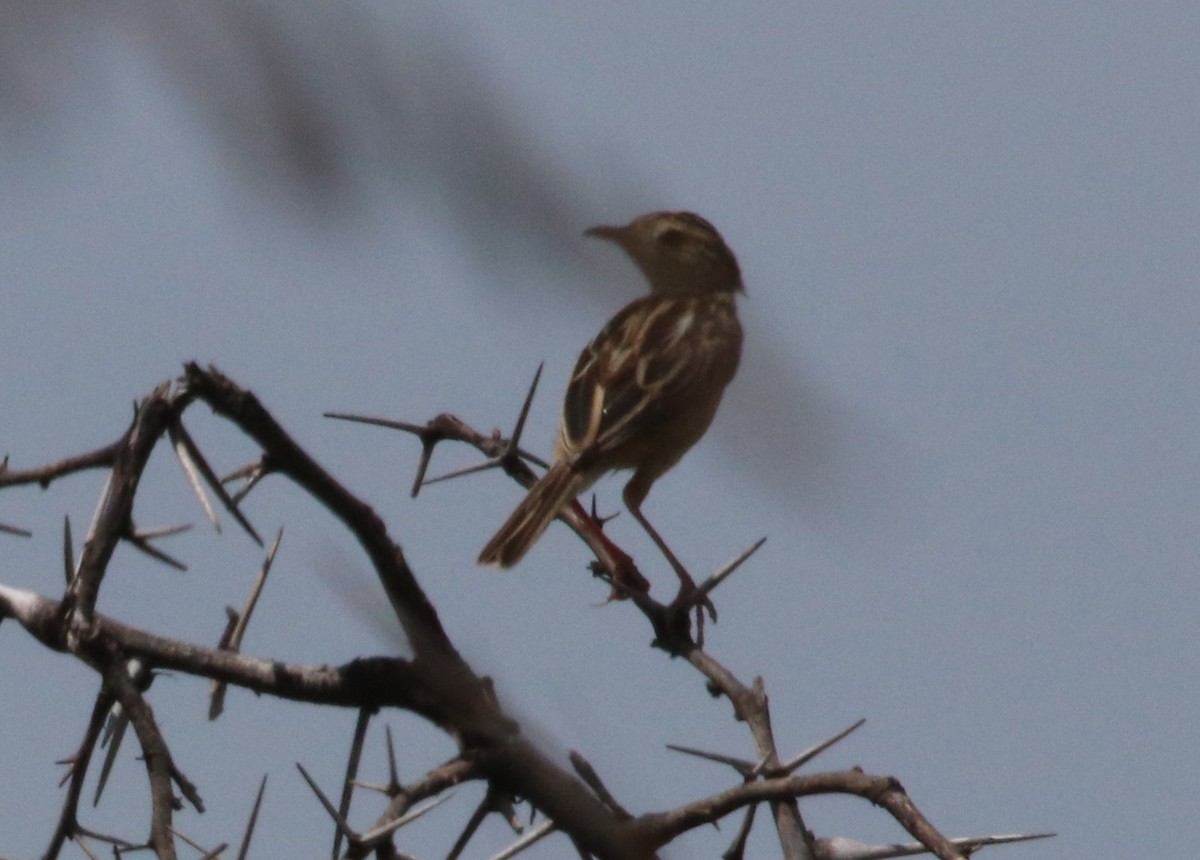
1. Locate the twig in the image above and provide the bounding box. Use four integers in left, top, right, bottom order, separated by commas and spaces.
489, 820, 557, 860
44, 686, 115, 859
210, 528, 284, 719
333, 707, 375, 860
570, 751, 632, 820
776, 719, 867, 775
236, 775, 268, 860
0, 441, 121, 489
358, 793, 454, 848
297, 761, 356, 841
169, 419, 263, 545
63, 516, 75, 584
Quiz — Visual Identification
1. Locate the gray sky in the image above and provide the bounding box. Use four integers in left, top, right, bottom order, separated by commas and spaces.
2, 3, 1197, 857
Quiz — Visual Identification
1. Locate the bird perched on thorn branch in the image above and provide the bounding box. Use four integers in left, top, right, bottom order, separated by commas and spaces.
478, 211, 744, 600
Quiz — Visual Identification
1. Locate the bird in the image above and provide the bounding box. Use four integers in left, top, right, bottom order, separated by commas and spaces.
477, 211, 744, 597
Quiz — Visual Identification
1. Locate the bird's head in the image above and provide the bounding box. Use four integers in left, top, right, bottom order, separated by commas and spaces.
585, 211, 743, 297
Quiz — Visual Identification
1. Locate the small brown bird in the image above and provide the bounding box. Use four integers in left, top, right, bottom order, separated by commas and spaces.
477, 211, 744, 593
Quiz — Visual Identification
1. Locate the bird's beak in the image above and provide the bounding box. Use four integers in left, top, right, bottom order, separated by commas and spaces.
583, 224, 623, 242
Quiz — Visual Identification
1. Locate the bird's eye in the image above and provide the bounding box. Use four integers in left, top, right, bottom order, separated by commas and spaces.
656, 227, 687, 248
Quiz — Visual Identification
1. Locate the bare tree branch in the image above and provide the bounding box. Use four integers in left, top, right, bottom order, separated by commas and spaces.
0, 442, 122, 490
0, 367, 1047, 859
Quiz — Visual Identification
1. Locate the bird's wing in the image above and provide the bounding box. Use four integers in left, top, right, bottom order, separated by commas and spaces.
560, 294, 736, 464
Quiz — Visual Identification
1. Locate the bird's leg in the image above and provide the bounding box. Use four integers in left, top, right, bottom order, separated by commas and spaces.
627, 503, 693, 589
623, 481, 718, 626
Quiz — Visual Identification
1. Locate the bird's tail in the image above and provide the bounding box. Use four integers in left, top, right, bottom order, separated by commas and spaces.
478, 462, 586, 568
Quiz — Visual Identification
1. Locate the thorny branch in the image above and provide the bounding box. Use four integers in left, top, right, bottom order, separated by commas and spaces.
0, 366, 1050, 860
327, 372, 1049, 860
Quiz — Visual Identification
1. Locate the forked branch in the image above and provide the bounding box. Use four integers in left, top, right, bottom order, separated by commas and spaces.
0, 366, 1049, 860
